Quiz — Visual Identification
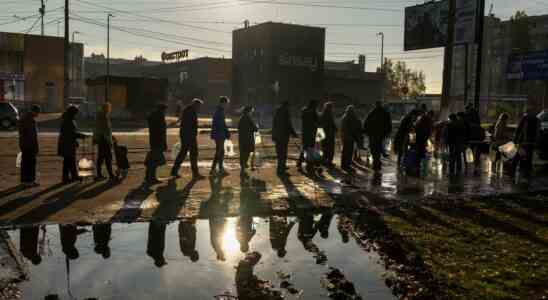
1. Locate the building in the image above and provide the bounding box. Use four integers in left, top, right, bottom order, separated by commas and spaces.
0, 32, 84, 112
232, 22, 326, 112
86, 76, 168, 118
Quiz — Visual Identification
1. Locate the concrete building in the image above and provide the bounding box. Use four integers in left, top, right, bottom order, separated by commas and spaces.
0, 32, 84, 112
232, 22, 326, 112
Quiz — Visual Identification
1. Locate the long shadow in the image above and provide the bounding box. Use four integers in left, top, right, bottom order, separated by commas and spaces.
152, 179, 198, 221
278, 175, 315, 214
109, 183, 155, 223
78, 180, 122, 199
11, 182, 96, 225
486, 201, 548, 227
0, 184, 29, 198
0, 183, 66, 217
239, 176, 269, 216
199, 176, 230, 218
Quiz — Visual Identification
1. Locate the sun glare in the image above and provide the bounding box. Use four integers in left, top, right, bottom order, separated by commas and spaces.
221, 218, 240, 257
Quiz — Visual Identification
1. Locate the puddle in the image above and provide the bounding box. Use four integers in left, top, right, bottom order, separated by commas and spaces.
7, 215, 395, 300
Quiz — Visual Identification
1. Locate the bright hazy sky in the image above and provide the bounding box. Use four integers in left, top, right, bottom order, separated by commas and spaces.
2, 0, 547, 93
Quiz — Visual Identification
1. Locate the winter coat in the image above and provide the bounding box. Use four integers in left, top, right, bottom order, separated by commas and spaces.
320, 109, 337, 140
18, 112, 39, 154
394, 113, 415, 155
415, 114, 433, 146
493, 120, 511, 146
514, 113, 539, 145
147, 109, 167, 152
57, 112, 85, 157
341, 112, 363, 144
446, 119, 467, 148
180, 105, 199, 146
238, 113, 258, 153
364, 106, 392, 143
211, 106, 230, 141
93, 110, 112, 145
272, 105, 296, 144
301, 106, 319, 148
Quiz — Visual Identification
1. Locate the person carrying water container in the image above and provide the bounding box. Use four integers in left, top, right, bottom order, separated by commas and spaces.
341, 105, 363, 173
446, 113, 467, 176
210, 96, 231, 177
511, 109, 540, 178
238, 105, 258, 177
144, 103, 168, 184
491, 113, 511, 173
18, 104, 41, 187
297, 99, 320, 175
171, 98, 205, 181
363, 101, 392, 172
58, 105, 87, 184
320, 102, 337, 168
272, 101, 298, 177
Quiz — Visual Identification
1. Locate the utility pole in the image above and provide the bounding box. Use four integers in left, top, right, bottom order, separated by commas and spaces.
71, 31, 80, 98
441, 0, 456, 120
106, 13, 113, 103
473, 0, 486, 109
377, 32, 385, 102
39, 0, 45, 35
64, 0, 69, 109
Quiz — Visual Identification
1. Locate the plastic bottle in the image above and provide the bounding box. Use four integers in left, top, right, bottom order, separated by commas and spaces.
16, 152, 22, 168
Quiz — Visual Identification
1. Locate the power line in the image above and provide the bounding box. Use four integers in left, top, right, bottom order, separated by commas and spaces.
24, 16, 41, 34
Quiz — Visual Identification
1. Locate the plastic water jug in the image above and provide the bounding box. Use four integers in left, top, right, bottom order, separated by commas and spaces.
78, 158, 94, 177
171, 142, 182, 161
16, 152, 22, 168
254, 132, 262, 145
465, 148, 475, 164
225, 140, 236, 157
499, 142, 517, 161
316, 128, 326, 142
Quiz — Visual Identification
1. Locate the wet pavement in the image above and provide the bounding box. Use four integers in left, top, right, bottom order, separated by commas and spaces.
5, 216, 395, 300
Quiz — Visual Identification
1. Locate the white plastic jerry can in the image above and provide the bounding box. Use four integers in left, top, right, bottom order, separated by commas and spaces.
16, 152, 22, 168
225, 140, 236, 157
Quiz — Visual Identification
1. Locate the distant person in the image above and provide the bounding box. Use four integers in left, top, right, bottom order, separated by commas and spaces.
446, 114, 467, 176
272, 101, 297, 177
340, 105, 363, 172
269, 216, 295, 258
59, 224, 79, 260
491, 113, 511, 172
363, 101, 392, 171
237, 105, 259, 177
57, 105, 87, 184
18, 104, 41, 187
179, 219, 199, 262
414, 110, 434, 175
394, 110, 417, 167
20, 226, 41, 265
512, 109, 540, 178
147, 220, 168, 268
464, 104, 485, 170
145, 103, 168, 184
92, 224, 112, 259
297, 99, 320, 174
171, 99, 204, 180
320, 102, 337, 167
93, 103, 115, 181
210, 96, 231, 176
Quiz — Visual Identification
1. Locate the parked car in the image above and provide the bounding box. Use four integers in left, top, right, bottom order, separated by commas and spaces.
0, 102, 19, 130
537, 111, 548, 160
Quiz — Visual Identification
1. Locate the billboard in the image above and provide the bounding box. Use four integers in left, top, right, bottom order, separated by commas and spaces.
507, 50, 548, 81
404, 1, 449, 51
454, 0, 479, 44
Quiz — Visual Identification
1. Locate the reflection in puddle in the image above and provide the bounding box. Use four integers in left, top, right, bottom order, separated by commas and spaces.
8, 215, 395, 300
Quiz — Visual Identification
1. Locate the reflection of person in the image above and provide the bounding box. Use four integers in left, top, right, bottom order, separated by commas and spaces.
238, 105, 259, 176
297, 100, 320, 174
146, 221, 168, 267
297, 211, 327, 265
178, 219, 199, 262
171, 99, 204, 180
18, 104, 41, 187
315, 212, 333, 239
20, 226, 41, 265
145, 104, 168, 184
364, 101, 392, 171
269, 216, 295, 258
272, 101, 297, 176
320, 102, 337, 167
210, 96, 231, 176
237, 216, 256, 253
236, 252, 283, 300
60, 224, 79, 260
337, 215, 351, 244
209, 217, 226, 261
57, 105, 87, 184
341, 106, 363, 172
93, 224, 112, 259
93, 103, 115, 181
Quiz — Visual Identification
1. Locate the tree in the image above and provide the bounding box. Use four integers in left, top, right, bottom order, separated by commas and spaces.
380, 58, 426, 98
509, 10, 532, 52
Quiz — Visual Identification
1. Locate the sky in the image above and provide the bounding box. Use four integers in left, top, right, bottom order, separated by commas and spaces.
2, 0, 548, 93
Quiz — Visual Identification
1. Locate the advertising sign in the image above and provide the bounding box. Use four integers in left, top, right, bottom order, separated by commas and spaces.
161, 49, 189, 63
454, 0, 478, 44
507, 50, 548, 81
404, 1, 449, 51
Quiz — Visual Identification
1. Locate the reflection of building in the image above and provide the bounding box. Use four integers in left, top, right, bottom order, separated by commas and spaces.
232, 22, 326, 111
86, 76, 168, 118
0, 32, 84, 111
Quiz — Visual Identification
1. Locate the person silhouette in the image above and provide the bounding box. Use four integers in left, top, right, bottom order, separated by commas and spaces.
315, 212, 333, 239
20, 226, 41, 265
146, 221, 168, 268
93, 224, 112, 259
269, 216, 295, 258
297, 211, 327, 264
237, 216, 256, 253
59, 225, 79, 260
209, 216, 226, 261
178, 219, 199, 262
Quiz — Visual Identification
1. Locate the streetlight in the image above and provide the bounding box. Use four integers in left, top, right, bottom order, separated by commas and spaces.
106, 13, 114, 103
377, 32, 384, 73
71, 31, 80, 98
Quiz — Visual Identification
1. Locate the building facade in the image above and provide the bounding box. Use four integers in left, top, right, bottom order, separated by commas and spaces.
0, 32, 83, 112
